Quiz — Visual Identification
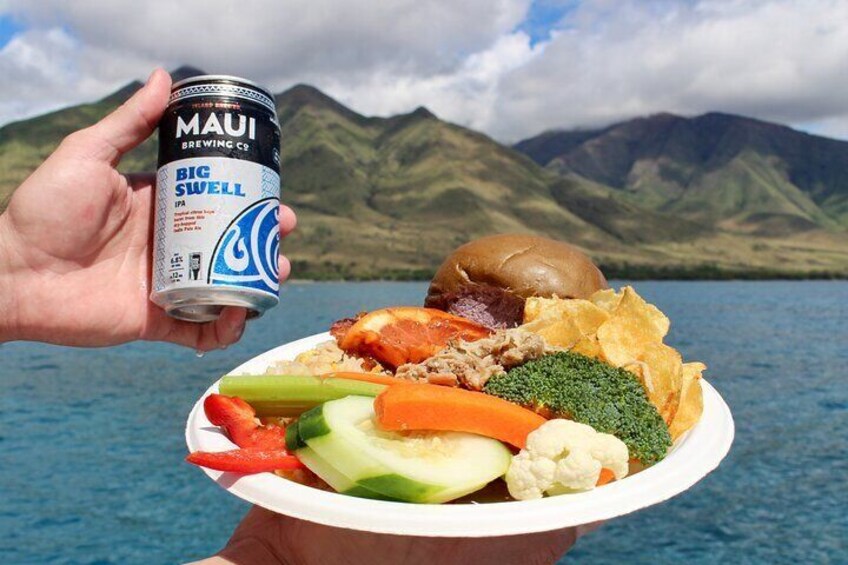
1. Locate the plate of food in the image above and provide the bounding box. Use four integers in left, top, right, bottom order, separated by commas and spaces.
185, 234, 734, 537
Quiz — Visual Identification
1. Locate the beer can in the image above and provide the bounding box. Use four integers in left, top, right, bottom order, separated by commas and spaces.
151, 75, 281, 322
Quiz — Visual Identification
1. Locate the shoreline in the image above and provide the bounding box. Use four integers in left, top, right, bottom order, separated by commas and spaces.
287, 259, 847, 282
285, 271, 848, 284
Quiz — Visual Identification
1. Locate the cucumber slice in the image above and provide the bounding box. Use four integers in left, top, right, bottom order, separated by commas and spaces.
285, 422, 306, 451
285, 417, 389, 500
296, 445, 394, 500
300, 396, 512, 504
286, 414, 390, 500
219, 375, 387, 417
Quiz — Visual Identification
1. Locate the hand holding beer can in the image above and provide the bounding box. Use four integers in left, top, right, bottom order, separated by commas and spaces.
152, 75, 281, 322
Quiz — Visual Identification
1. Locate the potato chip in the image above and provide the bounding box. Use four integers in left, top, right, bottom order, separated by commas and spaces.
613, 286, 670, 340
589, 288, 622, 312
522, 317, 583, 349
523, 298, 609, 351
564, 300, 610, 335
523, 297, 547, 323
621, 359, 678, 424
596, 287, 669, 364
570, 336, 602, 359
668, 362, 706, 440
596, 313, 651, 367
637, 343, 683, 425
522, 286, 704, 435
525, 297, 607, 327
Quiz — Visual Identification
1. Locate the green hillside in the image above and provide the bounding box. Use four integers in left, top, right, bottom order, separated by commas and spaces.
515, 112, 848, 229
1, 69, 847, 279
273, 84, 634, 278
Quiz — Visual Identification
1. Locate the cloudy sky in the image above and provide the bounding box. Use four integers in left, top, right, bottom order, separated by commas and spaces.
0, 0, 846, 142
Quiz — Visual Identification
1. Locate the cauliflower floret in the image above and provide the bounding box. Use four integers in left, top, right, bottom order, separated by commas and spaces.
506, 419, 629, 500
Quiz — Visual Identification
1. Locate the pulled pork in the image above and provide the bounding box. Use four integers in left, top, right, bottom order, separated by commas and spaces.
395, 328, 552, 390
424, 284, 525, 329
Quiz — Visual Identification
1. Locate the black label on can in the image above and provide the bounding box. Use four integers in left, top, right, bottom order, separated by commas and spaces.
158, 100, 280, 171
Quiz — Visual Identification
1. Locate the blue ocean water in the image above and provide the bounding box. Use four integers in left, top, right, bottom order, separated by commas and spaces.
1, 281, 846, 564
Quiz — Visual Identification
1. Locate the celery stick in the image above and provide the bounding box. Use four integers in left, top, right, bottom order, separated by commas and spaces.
218, 375, 386, 417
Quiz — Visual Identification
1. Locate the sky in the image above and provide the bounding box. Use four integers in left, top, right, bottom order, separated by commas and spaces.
0, 0, 846, 142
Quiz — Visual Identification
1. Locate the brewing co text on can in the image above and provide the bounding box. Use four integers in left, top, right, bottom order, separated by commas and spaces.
151, 75, 282, 322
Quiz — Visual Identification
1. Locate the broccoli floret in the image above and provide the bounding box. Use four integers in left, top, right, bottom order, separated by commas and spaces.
483, 351, 671, 464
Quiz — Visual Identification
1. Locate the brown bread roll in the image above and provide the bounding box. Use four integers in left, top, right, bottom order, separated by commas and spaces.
425, 234, 607, 328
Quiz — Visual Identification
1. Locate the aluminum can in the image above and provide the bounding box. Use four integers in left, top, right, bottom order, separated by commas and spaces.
151, 75, 281, 322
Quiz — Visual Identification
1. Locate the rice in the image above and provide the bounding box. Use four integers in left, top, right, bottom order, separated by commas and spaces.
264, 340, 380, 376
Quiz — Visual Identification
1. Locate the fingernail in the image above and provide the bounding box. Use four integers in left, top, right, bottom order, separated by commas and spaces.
229, 311, 246, 341
146, 68, 159, 86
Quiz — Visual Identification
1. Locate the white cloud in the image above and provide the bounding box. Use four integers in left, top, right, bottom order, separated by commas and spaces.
0, 0, 532, 126
4, 0, 531, 81
491, 0, 848, 140
0, 28, 157, 125
321, 31, 544, 134
0, 0, 847, 142
0, 29, 81, 123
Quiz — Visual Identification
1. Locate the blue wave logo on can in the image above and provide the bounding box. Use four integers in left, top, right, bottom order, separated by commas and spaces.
208, 198, 279, 296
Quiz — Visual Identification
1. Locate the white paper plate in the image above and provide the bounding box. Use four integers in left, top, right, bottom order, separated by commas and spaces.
186, 332, 734, 537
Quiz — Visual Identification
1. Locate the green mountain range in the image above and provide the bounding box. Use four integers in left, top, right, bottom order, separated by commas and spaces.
1, 66, 846, 279
515, 112, 848, 232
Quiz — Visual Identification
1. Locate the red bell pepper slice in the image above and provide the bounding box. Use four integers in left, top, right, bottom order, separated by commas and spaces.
204, 394, 287, 450
186, 448, 304, 474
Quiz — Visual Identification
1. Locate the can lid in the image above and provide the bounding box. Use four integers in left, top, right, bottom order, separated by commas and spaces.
170, 74, 277, 114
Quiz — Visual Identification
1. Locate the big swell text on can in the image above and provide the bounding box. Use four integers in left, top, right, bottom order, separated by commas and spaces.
151, 75, 282, 322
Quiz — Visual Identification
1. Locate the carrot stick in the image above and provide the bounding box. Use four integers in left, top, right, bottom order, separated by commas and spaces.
323, 372, 409, 386
596, 468, 615, 486
374, 383, 547, 449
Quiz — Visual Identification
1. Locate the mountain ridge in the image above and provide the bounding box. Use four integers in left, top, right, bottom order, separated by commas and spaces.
0, 68, 846, 279
514, 111, 848, 231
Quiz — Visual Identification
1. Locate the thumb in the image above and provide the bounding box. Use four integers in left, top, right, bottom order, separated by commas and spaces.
84, 67, 172, 164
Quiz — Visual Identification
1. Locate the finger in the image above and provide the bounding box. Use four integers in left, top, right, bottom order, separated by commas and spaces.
278, 205, 296, 283
213, 307, 248, 348
86, 68, 171, 164
145, 307, 247, 351
125, 172, 155, 191
278, 254, 292, 283
279, 204, 297, 237
575, 520, 604, 538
